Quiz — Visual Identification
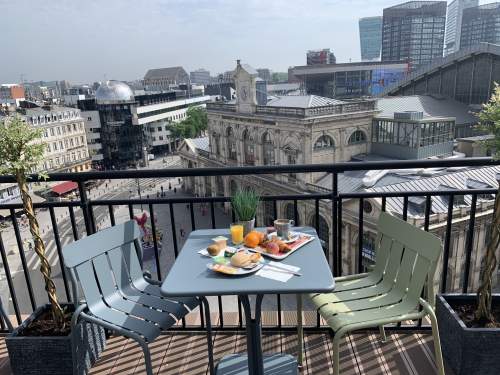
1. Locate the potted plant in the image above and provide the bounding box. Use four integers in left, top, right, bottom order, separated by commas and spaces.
0, 116, 105, 375
231, 188, 260, 235
436, 84, 500, 375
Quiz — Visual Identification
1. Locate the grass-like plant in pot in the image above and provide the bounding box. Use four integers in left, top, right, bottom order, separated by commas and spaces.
231, 189, 260, 235
0, 116, 105, 375
436, 83, 500, 375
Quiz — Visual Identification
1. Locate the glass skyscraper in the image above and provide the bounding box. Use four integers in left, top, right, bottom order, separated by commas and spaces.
359, 16, 383, 61
444, 0, 478, 56
460, 3, 500, 49
381, 1, 447, 69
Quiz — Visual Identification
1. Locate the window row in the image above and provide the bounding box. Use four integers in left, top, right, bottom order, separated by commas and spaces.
44, 150, 87, 170
313, 131, 367, 150
43, 122, 84, 138
46, 136, 86, 152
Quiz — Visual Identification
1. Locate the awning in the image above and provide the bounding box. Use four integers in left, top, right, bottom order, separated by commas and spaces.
51, 181, 78, 195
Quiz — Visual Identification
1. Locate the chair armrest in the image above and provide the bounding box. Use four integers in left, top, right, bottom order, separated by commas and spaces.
143, 270, 162, 285
334, 272, 370, 282
71, 303, 88, 328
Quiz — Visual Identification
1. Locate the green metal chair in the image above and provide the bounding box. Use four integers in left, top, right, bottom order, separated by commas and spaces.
300, 212, 445, 375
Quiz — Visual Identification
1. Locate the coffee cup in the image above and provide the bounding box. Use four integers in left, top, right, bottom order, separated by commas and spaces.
274, 219, 294, 239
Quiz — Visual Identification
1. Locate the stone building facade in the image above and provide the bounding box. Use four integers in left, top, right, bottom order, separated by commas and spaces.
22, 105, 91, 172
178, 60, 499, 293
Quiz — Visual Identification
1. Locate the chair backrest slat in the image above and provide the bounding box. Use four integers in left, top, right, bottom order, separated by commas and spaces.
75, 261, 106, 313
372, 234, 393, 276
63, 221, 146, 315
377, 212, 442, 307
63, 221, 140, 268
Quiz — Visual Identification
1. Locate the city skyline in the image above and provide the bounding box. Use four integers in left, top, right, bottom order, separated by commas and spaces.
2, 0, 488, 84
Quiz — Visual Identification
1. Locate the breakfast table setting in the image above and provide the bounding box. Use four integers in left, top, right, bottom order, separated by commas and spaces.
160, 219, 335, 375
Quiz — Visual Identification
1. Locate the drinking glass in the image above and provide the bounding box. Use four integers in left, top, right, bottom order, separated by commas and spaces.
230, 223, 244, 245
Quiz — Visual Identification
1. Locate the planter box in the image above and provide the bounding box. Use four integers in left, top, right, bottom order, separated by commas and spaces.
6, 304, 106, 375
436, 294, 500, 375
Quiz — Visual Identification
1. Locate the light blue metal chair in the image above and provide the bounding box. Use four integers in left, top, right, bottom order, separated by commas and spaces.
63, 221, 214, 375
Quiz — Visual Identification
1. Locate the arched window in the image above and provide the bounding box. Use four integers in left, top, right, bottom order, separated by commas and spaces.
212, 132, 220, 156
283, 203, 300, 225
216, 176, 224, 196
243, 129, 255, 165
263, 200, 274, 226
226, 127, 237, 160
311, 215, 329, 251
314, 135, 335, 150
230, 180, 238, 196
262, 132, 274, 165
348, 130, 367, 145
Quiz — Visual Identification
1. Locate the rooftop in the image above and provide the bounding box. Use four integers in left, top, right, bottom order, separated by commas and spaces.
376, 95, 478, 125
368, 165, 500, 216
266, 95, 345, 108
144, 66, 188, 81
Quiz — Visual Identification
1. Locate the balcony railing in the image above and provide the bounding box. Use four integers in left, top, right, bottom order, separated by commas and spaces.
0, 157, 498, 334
206, 100, 376, 118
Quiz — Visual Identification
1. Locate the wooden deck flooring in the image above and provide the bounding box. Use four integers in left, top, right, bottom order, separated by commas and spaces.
0, 329, 453, 374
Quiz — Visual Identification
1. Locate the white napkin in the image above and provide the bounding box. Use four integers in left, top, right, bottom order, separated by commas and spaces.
256, 261, 300, 283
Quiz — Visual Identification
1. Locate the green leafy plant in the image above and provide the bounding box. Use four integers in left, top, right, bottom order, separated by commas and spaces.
168, 106, 208, 139
476, 83, 500, 326
0, 116, 65, 330
231, 189, 260, 222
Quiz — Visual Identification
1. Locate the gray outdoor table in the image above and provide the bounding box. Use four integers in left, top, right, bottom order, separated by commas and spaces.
160, 226, 335, 375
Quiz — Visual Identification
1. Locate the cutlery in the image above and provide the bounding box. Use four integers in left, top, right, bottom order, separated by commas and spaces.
265, 263, 302, 276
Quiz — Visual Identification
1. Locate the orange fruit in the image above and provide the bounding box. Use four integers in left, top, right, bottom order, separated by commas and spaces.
244, 231, 261, 248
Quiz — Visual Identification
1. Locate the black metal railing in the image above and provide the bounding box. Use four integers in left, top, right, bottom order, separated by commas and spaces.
0, 157, 498, 333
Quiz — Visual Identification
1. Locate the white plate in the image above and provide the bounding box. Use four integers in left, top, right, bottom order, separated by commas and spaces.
267, 231, 300, 243
247, 234, 315, 260
206, 261, 264, 275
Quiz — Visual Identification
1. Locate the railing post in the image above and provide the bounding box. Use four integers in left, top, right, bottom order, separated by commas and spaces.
332, 171, 338, 276
77, 181, 94, 235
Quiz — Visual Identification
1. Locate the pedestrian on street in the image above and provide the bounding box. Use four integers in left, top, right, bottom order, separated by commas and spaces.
180, 227, 185, 239
161, 186, 164, 192
174, 187, 177, 194
169, 183, 172, 190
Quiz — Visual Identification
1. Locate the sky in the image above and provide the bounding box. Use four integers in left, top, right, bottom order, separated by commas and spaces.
0, 0, 487, 84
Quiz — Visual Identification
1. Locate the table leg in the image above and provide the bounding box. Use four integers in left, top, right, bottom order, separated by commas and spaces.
200, 296, 215, 375
239, 294, 264, 375
296, 294, 304, 367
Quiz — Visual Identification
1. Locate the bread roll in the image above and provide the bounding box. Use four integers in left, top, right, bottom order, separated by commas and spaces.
207, 244, 220, 256
230, 252, 252, 267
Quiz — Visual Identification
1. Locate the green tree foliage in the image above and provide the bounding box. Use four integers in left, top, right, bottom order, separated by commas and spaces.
168, 106, 208, 139
0, 116, 65, 329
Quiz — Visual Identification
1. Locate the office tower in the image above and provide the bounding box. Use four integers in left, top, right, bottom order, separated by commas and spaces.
381, 1, 447, 68
359, 16, 383, 61
444, 0, 478, 56
460, 3, 500, 49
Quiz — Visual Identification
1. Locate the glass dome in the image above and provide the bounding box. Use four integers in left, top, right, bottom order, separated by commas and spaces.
95, 80, 134, 104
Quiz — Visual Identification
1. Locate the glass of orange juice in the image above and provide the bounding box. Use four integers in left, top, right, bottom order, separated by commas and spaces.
230, 223, 244, 245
